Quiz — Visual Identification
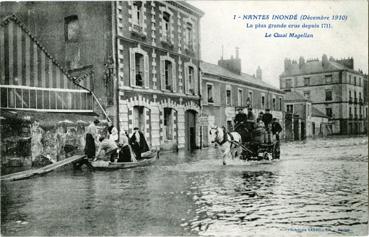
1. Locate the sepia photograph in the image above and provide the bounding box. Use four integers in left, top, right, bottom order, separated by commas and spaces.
0, 0, 368, 236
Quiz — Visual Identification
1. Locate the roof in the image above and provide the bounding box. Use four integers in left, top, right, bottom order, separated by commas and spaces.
284, 91, 310, 102
280, 59, 361, 77
200, 61, 282, 92
312, 107, 328, 118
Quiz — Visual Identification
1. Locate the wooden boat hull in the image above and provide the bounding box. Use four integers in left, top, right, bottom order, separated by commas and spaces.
91, 150, 159, 170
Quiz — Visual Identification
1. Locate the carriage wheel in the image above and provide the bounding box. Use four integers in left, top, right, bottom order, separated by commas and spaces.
272, 142, 280, 159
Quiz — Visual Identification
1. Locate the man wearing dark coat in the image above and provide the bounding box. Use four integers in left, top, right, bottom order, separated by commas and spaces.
271, 118, 283, 141
234, 108, 248, 128
129, 127, 149, 160
262, 109, 273, 130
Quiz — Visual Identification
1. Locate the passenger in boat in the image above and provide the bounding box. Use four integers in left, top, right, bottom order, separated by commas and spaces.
84, 119, 100, 159
118, 131, 134, 162
107, 120, 119, 142
129, 127, 149, 160
95, 136, 118, 162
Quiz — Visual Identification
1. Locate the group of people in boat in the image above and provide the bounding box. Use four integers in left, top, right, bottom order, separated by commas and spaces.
84, 119, 149, 163
233, 107, 282, 144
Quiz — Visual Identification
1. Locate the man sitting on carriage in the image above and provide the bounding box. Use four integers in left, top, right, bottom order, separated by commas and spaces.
234, 108, 248, 141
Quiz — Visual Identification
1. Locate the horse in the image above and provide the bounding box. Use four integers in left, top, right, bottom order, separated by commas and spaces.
209, 126, 242, 165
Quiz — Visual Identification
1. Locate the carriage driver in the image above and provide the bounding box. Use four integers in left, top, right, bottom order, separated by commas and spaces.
234, 108, 248, 128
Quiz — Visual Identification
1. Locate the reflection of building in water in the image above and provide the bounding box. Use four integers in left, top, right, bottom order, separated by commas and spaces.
280, 55, 368, 135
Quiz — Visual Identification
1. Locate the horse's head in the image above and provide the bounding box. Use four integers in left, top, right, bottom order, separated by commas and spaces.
209, 126, 225, 144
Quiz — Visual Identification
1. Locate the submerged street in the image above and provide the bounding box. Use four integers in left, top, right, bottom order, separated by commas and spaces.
1, 136, 368, 236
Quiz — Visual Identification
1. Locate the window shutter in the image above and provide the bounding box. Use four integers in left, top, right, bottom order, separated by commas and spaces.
160, 58, 165, 91
129, 48, 135, 87
193, 66, 198, 95
144, 54, 149, 88
172, 61, 177, 92
217, 86, 221, 105
203, 84, 208, 105
185, 65, 189, 94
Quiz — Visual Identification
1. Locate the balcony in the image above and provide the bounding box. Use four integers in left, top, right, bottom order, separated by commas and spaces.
131, 24, 146, 39
161, 35, 174, 49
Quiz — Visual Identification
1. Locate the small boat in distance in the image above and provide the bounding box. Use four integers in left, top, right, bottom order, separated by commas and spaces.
91, 150, 159, 170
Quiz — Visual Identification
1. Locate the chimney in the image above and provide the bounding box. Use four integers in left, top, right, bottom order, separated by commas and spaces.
217, 47, 242, 75
256, 66, 262, 80
336, 57, 354, 69
298, 56, 305, 69
322, 54, 328, 69
284, 58, 291, 72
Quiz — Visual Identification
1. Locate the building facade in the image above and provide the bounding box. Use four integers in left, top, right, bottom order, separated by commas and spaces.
283, 91, 329, 141
280, 55, 368, 135
1, 1, 204, 151
200, 51, 284, 146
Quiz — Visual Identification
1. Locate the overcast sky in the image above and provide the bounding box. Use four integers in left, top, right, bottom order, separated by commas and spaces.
190, 1, 368, 88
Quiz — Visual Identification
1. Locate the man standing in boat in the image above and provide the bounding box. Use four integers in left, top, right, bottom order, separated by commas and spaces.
129, 127, 149, 160
84, 119, 100, 159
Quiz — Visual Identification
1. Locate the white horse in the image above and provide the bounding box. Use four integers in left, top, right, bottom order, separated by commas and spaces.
209, 126, 242, 165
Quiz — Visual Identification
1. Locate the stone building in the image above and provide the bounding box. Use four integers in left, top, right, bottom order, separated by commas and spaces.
1, 1, 204, 151
280, 55, 368, 135
283, 91, 329, 141
200, 49, 284, 146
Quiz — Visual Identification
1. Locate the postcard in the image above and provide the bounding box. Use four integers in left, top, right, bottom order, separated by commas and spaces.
0, 1, 368, 236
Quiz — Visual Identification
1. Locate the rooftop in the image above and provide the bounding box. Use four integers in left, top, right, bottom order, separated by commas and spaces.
284, 91, 310, 102
201, 61, 281, 92
281, 55, 363, 77
312, 107, 328, 118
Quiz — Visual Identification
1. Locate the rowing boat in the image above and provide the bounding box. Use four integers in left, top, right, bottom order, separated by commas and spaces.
91, 150, 159, 170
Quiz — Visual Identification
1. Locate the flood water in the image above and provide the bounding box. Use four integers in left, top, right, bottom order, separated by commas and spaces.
1, 136, 368, 236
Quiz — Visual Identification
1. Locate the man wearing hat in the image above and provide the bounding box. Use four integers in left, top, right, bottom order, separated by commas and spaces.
84, 118, 100, 159
262, 109, 273, 129
234, 108, 248, 129
247, 107, 256, 122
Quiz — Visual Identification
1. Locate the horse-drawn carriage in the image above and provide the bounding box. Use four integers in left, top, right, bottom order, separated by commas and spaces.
210, 119, 281, 165
235, 121, 280, 161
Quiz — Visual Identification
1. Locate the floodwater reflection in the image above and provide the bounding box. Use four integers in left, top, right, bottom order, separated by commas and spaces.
1, 136, 368, 236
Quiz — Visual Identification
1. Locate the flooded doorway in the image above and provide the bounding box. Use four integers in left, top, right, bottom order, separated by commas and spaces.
185, 110, 197, 151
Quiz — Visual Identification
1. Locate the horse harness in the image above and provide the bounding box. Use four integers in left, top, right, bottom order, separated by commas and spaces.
216, 128, 236, 147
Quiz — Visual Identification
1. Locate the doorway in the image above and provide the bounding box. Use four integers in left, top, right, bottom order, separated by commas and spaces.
185, 110, 197, 151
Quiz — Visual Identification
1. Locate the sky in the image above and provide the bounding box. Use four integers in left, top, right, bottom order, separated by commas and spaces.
189, 0, 368, 88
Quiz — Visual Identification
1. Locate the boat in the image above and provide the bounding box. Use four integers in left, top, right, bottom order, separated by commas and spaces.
91, 150, 159, 170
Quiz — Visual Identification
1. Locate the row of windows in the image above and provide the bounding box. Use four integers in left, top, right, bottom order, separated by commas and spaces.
285, 74, 333, 88
349, 106, 367, 119
206, 83, 282, 110
285, 73, 364, 89
129, 49, 197, 94
303, 89, 364, 102
131, 1, 195, 50
347, 74, 363, 86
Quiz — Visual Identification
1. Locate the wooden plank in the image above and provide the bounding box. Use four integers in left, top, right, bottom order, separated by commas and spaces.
0, 155, 86, 182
